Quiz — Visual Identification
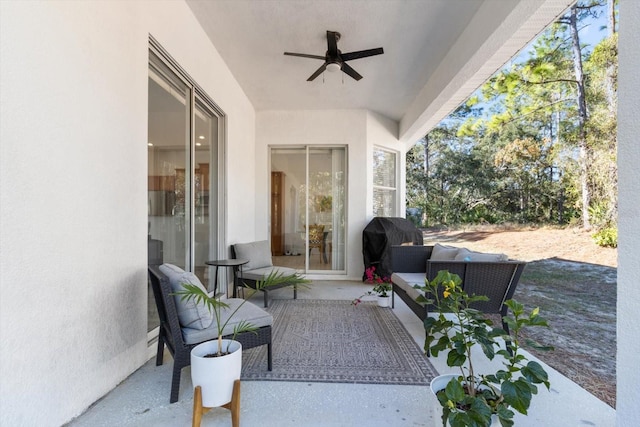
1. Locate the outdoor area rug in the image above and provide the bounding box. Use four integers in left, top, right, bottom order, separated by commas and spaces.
241, 299, 438, 385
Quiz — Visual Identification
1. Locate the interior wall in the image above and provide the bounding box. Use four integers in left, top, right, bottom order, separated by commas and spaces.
616, 0, 640, 423
0, 1, 256, 425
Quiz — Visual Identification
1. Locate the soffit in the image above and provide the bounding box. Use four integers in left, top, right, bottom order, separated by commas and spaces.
186, 0, 574, 144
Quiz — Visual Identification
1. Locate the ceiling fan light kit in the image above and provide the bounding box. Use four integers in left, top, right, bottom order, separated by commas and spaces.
284, 30, 384, 81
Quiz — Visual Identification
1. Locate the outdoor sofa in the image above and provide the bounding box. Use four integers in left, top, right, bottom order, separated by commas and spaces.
390, 244, 526, 342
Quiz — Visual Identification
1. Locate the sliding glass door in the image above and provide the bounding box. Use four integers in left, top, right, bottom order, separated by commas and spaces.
271, 146, 346, 273
147, 44, 223, 333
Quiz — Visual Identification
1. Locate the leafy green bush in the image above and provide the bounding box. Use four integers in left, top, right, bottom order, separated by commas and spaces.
593, 227, 617, 248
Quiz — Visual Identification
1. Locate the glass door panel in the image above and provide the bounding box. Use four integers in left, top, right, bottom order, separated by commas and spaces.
271, 146, 346, 273
147, 57, 191, 332
147, 48, 223, 335
193, 98, 218, 285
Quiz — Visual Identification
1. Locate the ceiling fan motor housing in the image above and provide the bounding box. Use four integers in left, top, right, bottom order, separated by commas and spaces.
283, 30, 383, 81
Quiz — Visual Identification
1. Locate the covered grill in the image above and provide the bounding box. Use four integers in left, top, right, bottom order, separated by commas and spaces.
362, 217, 423, 280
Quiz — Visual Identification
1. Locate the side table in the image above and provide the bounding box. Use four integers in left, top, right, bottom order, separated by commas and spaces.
205, 259, 249, 297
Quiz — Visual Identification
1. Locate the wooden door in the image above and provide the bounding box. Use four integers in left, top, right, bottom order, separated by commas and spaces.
271, 171, 285, 256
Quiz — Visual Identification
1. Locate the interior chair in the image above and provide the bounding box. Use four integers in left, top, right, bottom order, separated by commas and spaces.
232, 240, 299, 307
307, 224, 325, 263
148, 265, 273, 403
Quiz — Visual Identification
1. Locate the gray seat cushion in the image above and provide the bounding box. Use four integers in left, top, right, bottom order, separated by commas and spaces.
181, 298, 273, 345
239, 266, 298, 282
391, 272, 427, 302
159, 263, 214, 330
233, 240, 273, 270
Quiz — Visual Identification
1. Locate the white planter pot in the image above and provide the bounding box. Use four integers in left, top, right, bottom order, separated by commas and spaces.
430, 374, 500, 427
377, 295, 391, 307
191, 339, 242, 408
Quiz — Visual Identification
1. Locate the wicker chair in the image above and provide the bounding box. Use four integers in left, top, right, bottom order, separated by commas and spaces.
231, 242, 299, 307
307, 224, 325, 263
148, 266, 273, 403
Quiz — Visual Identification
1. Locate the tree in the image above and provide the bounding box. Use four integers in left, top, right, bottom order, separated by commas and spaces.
405, 0, 617, 231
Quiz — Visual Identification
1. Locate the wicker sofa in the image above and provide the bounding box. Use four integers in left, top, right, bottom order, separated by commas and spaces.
390, 244, 526, 339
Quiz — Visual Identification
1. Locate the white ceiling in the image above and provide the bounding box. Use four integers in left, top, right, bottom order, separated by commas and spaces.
186, 0, 573, 143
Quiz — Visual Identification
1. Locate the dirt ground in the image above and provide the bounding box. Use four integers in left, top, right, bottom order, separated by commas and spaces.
422, 225, 617, 408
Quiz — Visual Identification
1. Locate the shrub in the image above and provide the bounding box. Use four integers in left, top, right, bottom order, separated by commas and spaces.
593, 227, 617, 248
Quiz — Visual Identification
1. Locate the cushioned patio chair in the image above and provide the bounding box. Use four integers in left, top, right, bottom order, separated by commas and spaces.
148, 265, 273, 404
231, 240, 300, 307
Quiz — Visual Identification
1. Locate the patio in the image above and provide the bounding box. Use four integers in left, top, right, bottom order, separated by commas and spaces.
67, 281, 615, 427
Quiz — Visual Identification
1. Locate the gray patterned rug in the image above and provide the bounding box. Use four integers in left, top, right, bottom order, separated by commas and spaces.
241, 299, 437, 385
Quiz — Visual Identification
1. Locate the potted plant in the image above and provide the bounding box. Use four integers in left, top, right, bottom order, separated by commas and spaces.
174, 270, 310, 408
353, 266, 393, 307
416, 270, 553, 427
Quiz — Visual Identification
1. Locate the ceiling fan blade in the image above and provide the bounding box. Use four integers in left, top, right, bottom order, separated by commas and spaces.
284, 52, 326, 60
307, 63, 327, 81
341, 62, 363, 81
327, 31, 339, 57
341, 47, 384, 62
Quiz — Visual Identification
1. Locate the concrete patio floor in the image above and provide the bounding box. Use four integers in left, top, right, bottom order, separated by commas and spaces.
66, 281, 615, 427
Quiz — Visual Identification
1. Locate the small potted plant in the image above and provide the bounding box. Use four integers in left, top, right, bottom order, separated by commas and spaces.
174, 271, 310, 408
417, 270, 553, 427
353, 266, 393, 307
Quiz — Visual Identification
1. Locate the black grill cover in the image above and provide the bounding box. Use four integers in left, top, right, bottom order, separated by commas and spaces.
362, 217, 423, 280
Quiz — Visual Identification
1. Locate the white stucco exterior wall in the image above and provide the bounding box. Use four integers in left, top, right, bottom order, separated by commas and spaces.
0, 1, 256, 425
616, 0, 640, 425
256, 110, 401, 280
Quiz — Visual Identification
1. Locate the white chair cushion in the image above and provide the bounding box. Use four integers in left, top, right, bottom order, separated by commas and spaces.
430, 243, 461, 261
182, 299, 273, 345
234, 240, 273, 270
159, 264, 214, 330
391, 272, 427, 302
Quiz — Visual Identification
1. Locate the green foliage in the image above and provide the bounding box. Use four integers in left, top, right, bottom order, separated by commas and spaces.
417, 271, 552, 427
406, 0, 617, 230
593, 227, 617, 248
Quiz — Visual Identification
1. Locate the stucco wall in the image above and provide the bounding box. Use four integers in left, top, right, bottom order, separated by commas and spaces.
616, 0, 640, 424
0, 1, 256, 425
256, 110, 401, 280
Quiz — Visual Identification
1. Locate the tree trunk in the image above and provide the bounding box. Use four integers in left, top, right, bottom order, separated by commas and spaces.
422, 135, 430, 227
606, 0, 618, 224
606, 0, 617, 113
569, 5, 591, 230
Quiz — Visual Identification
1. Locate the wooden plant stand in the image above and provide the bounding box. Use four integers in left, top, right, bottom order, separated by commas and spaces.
192, 380, 241, 427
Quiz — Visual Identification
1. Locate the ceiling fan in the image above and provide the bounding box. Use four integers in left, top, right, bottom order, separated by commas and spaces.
284, 31, 384, 81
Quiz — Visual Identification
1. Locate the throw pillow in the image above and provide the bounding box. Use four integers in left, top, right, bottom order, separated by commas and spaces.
233, 240, 273, 270
160, 264, 214, 330
159, 263, 185, 275
454, 248, 508, 262
431, 243, 461, 261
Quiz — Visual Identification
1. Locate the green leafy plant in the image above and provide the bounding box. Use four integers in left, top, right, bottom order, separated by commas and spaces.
417, 270, 553, 427
592, 227, 617, 248
174, 271, 310, 356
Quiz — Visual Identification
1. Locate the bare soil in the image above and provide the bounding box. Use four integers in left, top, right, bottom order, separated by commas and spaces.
422, 225, 617, 408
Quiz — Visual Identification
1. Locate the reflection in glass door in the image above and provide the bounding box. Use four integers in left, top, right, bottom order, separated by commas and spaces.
147, 46, 222, 334
271, 147, 346, 273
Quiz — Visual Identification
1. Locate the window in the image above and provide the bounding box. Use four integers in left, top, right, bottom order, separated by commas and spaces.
373, 147, 397, 217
